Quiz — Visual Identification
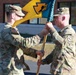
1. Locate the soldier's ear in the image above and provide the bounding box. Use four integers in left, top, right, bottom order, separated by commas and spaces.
62, 16, 65, 21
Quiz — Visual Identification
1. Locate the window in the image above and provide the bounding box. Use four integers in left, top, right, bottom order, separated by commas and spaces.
58, 2, 76, 25
30, 18, 47, 24
3, 3, 20, 23
39, 18, 47, 24
30, 18, 38, 24
71, 3, 76, 25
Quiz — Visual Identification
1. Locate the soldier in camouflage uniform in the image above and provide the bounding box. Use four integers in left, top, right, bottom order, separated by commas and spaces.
37, 7, 76, 75
0, 5, 48, 75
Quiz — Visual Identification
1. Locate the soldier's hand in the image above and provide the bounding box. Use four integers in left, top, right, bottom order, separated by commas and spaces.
36, 50, 44, 57
45, 22, 55, 32
37, 59, 43, 66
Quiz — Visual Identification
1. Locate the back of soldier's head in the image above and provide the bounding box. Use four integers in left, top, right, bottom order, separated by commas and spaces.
5, 5, 25, 17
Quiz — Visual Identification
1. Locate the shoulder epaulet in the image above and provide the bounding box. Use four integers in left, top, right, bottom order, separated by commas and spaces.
64, 28, 75, 35
11, 28, 19, 34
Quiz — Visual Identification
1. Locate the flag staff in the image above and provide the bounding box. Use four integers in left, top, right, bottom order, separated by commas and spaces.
36, 0, 56, 75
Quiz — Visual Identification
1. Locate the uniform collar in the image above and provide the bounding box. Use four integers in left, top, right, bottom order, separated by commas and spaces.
5, 23, 16, 28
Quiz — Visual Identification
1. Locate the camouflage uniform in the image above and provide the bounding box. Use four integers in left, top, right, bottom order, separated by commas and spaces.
42, 25, 76, 75
0, 23, 41, 75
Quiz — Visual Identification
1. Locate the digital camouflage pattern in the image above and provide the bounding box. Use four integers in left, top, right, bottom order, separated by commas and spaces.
42, 25, 76, 75
0, 23, 41, 75
54, 7, 69, 16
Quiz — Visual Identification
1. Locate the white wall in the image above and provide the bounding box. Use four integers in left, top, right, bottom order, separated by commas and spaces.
0, 23, 76, 35
17, 24, 44, 34
0, 23, 44, 35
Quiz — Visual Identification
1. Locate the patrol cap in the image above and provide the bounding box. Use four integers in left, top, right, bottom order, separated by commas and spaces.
54, 7, 69, 16
7, 5, 25, 17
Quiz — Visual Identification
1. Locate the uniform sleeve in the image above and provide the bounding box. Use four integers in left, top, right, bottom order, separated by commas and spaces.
2, 28, 41, 48
50, 30, 64, 45
22, 48, 37, 58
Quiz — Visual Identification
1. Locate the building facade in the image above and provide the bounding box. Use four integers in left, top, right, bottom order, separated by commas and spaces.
0, 0, 76, 25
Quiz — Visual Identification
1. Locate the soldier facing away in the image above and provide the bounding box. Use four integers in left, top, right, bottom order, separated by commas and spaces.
0, 5, 48, 75
37, 7, 76, 75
